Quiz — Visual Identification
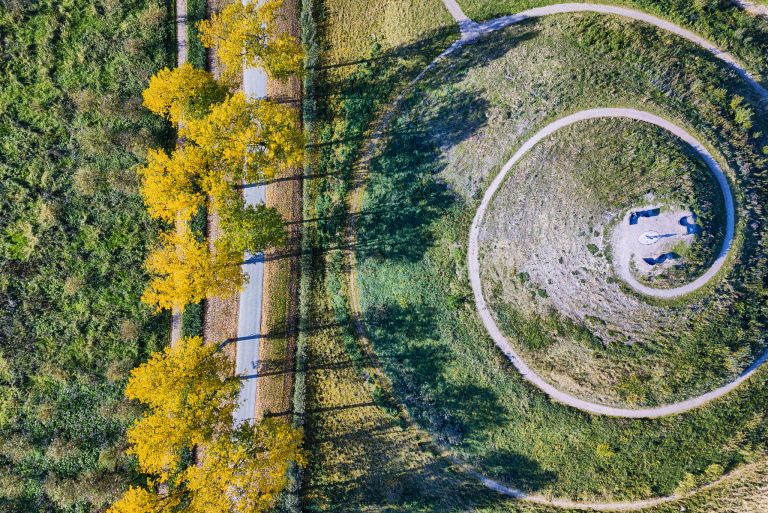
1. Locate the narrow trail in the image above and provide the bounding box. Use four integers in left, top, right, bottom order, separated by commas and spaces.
342, 1, 768, 509
170, 0, 188, 346
468, 108, 765, 420
479, 108, 736, 300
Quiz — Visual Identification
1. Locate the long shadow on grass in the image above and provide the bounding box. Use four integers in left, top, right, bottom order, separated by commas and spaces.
352, 27, 539, 263
363, 302, 512, 446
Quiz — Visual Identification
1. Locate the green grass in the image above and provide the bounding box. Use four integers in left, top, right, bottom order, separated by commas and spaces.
456, 0, 768, 78
0, 1, 172, 512
187, 0, 208, 69
296, 0, 464, 510
355, 13, 768, 501
299, 0, 768, 510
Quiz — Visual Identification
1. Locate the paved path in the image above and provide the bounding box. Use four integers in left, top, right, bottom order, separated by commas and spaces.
479, 108, 736, 300
733, 0, 768, 17
233, 0, 270, 426
468, 108, 759, 419
345, 1, 768, 508
445, 2, 768, 102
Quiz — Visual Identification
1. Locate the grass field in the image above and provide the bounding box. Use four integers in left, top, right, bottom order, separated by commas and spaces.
354, 12, 768, 501
455, 0, 768, 77
295, 0, 768, 510
0, 1, 172, 511
296, 0, 464, 510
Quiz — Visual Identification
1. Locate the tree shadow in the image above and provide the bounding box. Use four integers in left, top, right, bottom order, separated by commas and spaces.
362, 301, 510, 446
351, 27, 539, 265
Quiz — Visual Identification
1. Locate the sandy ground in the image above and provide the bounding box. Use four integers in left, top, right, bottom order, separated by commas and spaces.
612, 206, 697, 280
255, 0, 302, 420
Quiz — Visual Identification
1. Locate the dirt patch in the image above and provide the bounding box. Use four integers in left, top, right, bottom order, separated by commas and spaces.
256, 0, 302, 420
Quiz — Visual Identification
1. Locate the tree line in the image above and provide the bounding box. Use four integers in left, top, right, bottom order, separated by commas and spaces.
110, 2, 306, 512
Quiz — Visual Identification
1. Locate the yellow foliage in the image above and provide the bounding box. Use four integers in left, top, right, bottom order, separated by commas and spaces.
142, 62, 226, 125
184, 419, 307, 513
139, 147, 209, 222
197, 0, 303, 83
183, 92, 304, 182
107, 486, 180, 513
142, 228, 244, 311
124, 336, 238, 478
112, 338, 306, 513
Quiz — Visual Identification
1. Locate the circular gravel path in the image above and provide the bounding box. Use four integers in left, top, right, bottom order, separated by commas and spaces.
349, 2, 768, 508
468, 108, 757, 419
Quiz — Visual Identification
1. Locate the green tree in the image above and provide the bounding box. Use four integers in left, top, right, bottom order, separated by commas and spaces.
219, 201, 287, 255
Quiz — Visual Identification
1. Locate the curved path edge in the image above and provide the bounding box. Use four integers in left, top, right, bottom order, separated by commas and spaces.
345, 2, 768, 509
472, 107, 736, 299
453, 3, 768, 104
468, 107, 764, 419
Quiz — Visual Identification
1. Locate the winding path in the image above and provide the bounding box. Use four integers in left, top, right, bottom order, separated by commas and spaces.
467, 108, 760, 419
345, 1, 768, 509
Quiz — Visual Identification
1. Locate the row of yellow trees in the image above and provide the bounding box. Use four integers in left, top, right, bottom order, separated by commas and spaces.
141, 1, 304, 311
110, 3, 306, 512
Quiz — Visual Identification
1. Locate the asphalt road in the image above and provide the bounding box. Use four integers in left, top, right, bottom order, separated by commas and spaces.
232, 3, 270, 426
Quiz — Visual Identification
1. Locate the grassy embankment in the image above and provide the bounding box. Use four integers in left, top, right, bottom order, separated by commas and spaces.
356, 12, 768, 501
457, 0, 768, 77
481, 116, 731, 406
292, 0, 497, 511
0, 1, 172, 511
293, 1, 768, 512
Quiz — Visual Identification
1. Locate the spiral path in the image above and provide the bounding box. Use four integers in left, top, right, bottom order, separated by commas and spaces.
347, 2, 768, 509
468, 108, 759, 419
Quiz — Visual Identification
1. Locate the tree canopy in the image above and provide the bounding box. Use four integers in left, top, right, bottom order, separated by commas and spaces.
141, 228, 244, 312
183, 92, 304, 182
198, 0, 303, 82
142, 63, 227, 125
109, 337, 306, 513
139, 147, 209, 223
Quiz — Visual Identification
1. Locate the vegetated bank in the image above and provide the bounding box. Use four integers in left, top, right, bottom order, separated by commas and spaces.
481, 117, 730, 406
0, 2, 172, 511
294, 0, 493, 511
355, 13, 768, 503
457, 0, 768, 77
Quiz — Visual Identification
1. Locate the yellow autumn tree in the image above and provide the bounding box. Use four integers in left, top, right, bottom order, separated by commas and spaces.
107, 485, 180, 513
142, 62, 227, 125
124, 336, 238, 478
184, 420, 306, 513
110, 337, 306, 513
197, 0, 303, 83
142, 227, 244, 312
183, 92, 304, 183
139, 147, 209, 223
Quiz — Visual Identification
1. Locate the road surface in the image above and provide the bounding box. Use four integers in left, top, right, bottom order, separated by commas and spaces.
232, 0, 270, 426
